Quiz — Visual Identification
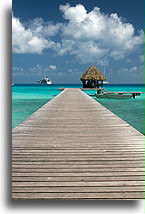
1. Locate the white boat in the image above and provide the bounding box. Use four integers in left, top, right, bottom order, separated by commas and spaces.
38, 77, 52, 85
103, 81, 110, 84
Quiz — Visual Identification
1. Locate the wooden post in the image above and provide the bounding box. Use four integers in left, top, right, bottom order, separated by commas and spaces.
97, 80, 99, 88
94, 81, 96, 88
82, 80, 86, 88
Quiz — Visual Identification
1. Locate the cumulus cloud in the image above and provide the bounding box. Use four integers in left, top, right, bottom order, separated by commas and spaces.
57, 71, 66, 76
60, 3, 87, 23
49, 65, 57, 70
28, 64, 57, 75
57, 39, 75, 55
28, 65, 46, 75
129, 66, 138, 72
13, 66, 24, 72
12, 4, 143, 65
59, 4, 143, 63
12, 66, 24, 76
27, 18, 62, 37
68, 68, 78, 73
121, 65, 143, 75
12, 64, 58, 76
12, 15, 60, 54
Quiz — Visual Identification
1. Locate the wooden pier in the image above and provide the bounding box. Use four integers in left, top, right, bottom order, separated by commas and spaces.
12, 88, 144, 200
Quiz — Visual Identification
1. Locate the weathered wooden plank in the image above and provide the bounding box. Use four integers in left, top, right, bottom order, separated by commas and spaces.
12, 160, 144, 165
12, 148, 144, 152
12, 145, 144, 149
12, 192, 144, 200
12, 161, 144, 167
12, 165, 144, 172
12, 141, 144, 146
12, 176, 144, 182
12, 157, 144, 161
12, 171, 144, 176
12, 186, 144, 193
12, 154, 144, 159
12, 150, 144, 154
12, 180, 144, 187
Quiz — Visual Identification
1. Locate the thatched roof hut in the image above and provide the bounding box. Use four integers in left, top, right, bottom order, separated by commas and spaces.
80, 65, 106, 88
80, 65, 106, 81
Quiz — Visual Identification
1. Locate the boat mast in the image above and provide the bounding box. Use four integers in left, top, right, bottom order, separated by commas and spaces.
104, 67, 106, 78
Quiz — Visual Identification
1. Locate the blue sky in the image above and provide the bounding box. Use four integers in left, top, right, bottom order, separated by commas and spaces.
12, 0, 144, 84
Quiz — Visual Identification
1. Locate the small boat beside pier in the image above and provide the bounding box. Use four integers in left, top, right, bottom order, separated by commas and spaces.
95, 93, 133, 99
59, 88, 143, 99
95, 91, 143, 99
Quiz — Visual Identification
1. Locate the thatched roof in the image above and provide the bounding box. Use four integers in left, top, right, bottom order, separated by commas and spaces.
80, 65, 106, 81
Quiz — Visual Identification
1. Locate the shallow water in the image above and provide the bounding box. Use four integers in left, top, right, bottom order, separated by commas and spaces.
12, 84, 144, 134
12, 84, 61, 128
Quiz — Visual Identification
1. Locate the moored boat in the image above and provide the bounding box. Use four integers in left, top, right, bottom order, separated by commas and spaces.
103, 81, 110, 84
95, 93, 132, 99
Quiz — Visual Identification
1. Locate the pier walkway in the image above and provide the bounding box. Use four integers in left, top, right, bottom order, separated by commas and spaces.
12, 88, 144, 199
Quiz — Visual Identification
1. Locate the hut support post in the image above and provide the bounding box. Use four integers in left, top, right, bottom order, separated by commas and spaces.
94, 81, 96, 88
97, 81, 99, 88
97, 81, 102, 94
82, 80, 86, 88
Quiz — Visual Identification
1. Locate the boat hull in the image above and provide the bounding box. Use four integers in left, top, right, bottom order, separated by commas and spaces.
95, 94, 132, 99
38, 81, 52, 84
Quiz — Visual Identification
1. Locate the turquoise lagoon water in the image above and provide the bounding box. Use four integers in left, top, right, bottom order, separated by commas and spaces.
12, 84, 144, 134
12, 84, 61, 128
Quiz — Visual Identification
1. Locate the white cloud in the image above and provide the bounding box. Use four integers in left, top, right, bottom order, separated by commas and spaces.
28, 65, 45, 75
139, 55, 144, 62
68, 68, 78, 73
49, 65, 57, 70
28, 64, 58, 75
59, 4, 143, 63
60, 3, 87, 23
67, 68, 80, 76
12, 65, 58, 76
12, 67, 24, 76
57, 71, 66, 76
129, 66, 138, 72
27, 18, 62, 37
110, 50, 125, 60
12, 15, 60, 54
12, 4, 143, 65
73, 41, 108, 63
57, 39, 75, 55
13, 66, 24, 72
121, 65, 143, 74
